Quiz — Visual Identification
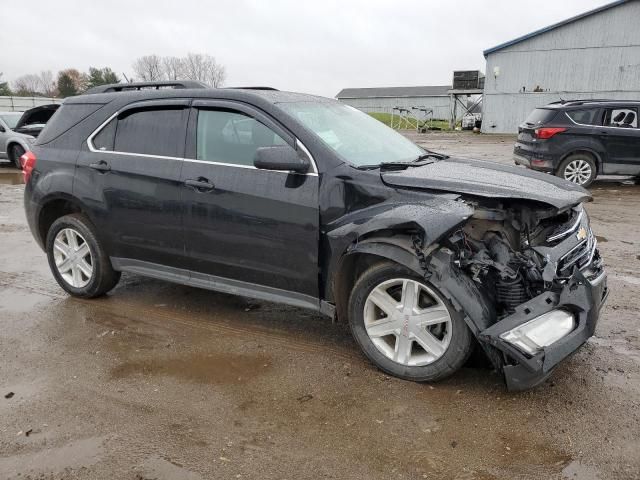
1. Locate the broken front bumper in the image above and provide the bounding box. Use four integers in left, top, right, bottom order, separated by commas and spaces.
479, 266, 608, 391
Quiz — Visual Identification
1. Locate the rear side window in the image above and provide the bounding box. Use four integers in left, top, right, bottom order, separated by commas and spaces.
196, 109, 287, 166
566, 109, 599, 125
603, 107, 638, 128
524, 108, 556, 126
92, 119, 116, 151
114, 107, 186, 157
36, 103, 104, 145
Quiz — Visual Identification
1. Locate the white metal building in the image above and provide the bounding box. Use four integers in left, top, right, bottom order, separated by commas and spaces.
482, 0, 640, 133
336, 86, 454, 120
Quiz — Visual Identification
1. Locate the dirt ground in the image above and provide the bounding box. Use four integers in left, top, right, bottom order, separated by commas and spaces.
0, 132, 639, 480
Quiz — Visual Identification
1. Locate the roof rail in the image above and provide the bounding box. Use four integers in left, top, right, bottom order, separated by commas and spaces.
84, 81, 209, 94
225, 86, 279, 91
548, 99, 617, 106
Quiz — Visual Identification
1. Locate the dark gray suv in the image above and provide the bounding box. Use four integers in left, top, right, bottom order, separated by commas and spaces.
22, 82, 608, 390
515, 99, 640, 187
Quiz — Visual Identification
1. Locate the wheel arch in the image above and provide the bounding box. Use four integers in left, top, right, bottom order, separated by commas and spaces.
331, 237, 423, 322
559, 148, 602, 174
6, 140, 29, 160
35, 194, 97, 248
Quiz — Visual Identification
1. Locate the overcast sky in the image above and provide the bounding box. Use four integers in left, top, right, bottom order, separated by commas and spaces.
1, 0, 611, 97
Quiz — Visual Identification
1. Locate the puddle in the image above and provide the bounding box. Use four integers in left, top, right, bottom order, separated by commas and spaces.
562, 460, 601, 479
0, 288, 50, 313
595, 235, 608, 243
0, 436, 105, 478
111, 352, 271, 384
0, 172, 24, 185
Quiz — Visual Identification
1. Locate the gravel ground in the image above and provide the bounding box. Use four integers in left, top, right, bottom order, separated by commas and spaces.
0, 132, 638, 479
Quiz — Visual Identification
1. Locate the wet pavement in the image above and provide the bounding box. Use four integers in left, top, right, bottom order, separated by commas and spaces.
1, 134, 639, 479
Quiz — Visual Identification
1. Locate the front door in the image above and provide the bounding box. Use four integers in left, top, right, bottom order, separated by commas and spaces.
181, 101, 320, 299
600, 106, 640, 175
75, 99, 189, 268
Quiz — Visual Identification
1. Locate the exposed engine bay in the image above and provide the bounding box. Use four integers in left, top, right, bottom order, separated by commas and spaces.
447, 201, 603, 320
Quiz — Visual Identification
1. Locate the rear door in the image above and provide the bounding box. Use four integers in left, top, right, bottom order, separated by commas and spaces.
600, 106, 640, 174
75, 99, 189, 268
181, 100, 320, 299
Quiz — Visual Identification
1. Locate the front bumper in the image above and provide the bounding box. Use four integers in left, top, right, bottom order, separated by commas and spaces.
479, 267, 608, 390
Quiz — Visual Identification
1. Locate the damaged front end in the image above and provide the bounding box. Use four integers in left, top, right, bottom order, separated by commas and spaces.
442, 200, 608, 390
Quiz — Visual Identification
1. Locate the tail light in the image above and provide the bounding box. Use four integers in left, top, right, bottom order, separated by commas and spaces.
20, 150, 37, 183
534, 127, 567, 140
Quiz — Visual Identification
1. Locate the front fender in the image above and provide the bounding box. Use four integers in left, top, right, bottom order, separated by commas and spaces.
323, 198, 474, 303
5, 135, 31, 155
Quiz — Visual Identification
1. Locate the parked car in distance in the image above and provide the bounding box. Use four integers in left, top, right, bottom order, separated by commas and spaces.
23, 82, 607, 390
514, 99, 640, 187
0, 104, 60, 168
462, 112, 482, 130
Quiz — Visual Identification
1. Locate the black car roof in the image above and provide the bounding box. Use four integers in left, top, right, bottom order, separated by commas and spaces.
64, 87, 331, 107
542, 99, 640, 110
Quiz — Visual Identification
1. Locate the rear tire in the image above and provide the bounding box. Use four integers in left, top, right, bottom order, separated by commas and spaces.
348, 262, 473, 382
9, 144, 25, 169
46, 213, 120, 298
556, 153, 596, 188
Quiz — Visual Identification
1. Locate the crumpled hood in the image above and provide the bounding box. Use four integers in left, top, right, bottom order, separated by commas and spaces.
381, 157, 591, 209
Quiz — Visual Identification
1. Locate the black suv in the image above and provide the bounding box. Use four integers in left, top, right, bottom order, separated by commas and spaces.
22, 82, 608, 390
514, 100, 640, 187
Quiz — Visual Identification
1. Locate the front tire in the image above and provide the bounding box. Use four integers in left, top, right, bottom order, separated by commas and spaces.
46, 213, 120, 298
556, 153, 596, 187
9, 144, 25, 169
348, 262, 473, 382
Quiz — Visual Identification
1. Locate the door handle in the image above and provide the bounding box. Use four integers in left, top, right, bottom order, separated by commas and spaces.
185, 177, 215, 192
89, 160, 111, 172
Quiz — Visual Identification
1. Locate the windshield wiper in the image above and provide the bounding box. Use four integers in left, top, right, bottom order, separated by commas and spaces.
355, 150, 447, 171
415, 151, 448, 161
357, 159, 435, 171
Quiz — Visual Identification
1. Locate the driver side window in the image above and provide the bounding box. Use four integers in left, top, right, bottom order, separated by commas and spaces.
196, 109, 287, 166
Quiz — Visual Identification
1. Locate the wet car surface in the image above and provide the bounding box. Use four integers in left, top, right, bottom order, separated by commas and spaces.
1, 133, 639, 479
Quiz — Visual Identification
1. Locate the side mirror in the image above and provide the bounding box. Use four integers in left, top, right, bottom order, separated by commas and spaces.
0, 125, 5, 133
254, 145, 310, 173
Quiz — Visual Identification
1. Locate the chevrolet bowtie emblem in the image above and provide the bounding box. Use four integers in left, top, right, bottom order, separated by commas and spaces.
576, 227, 588, 240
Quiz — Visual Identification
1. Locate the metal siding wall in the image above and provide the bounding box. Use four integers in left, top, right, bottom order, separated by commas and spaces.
339, 96, 455, 120
483, 1, 640, 133
0, 96, 63, 112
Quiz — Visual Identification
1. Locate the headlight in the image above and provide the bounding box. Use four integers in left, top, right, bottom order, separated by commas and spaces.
500, 309, 575, 355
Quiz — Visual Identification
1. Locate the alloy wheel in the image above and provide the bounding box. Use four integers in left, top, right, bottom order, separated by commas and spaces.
363, 278, 452, 366
563, 159, 592, 185
53, 228, 94, 288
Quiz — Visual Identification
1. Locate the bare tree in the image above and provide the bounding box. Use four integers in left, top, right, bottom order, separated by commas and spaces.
132, 55, 164, 81
13, 74, 43, 96
36, 70, 56, 96
12, 71, 57, 96
132, 53, 226, 87
182, 53, 225, 87
162, 56, 184, 80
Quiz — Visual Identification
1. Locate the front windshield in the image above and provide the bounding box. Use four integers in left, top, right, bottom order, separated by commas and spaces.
279, 101, 424, 167
0, 113, 21, 130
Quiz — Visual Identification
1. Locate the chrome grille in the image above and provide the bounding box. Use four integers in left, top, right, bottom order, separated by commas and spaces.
557, 228, 597, 277
547, 209, 583, 243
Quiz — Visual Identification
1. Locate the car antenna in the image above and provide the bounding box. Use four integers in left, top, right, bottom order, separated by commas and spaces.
558, 94, 565, 104
122, 73, 131, 83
